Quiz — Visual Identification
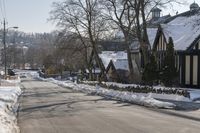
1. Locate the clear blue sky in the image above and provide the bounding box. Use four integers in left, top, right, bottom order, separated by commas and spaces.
4, 0, 56, 33
2, 0, 200, 33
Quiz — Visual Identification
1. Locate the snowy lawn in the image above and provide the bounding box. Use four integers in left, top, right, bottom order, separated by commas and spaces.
1, 77, 21, 85
39, 78, 176, 109
0, 86, 21, 133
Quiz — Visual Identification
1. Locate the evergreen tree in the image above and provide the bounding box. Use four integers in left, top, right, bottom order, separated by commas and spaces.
161, 37, 177, 86
142, 54, 158, 85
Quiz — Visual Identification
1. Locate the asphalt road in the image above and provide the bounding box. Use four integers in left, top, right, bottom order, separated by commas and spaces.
18, 78, 200, 133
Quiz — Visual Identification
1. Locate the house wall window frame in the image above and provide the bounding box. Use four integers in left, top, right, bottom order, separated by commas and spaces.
185, 55, 190, 85
193, 55, 198, 85
199, 41, 200, 50
180, 52, 200, 88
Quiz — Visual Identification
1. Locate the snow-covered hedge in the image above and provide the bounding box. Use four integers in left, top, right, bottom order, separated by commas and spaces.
81, 81, 190, 98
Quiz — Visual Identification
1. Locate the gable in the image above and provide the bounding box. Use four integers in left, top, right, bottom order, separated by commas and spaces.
153, 27, 167, 51
147, 28, 158, 48
106, 60, 116, 73
188, 36, 200, 51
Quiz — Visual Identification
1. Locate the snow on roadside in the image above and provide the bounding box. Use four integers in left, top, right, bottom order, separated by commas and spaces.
40, 78, 176, 109
14, 70, 39, 79
0, 86, 21, 133
85, 81, 186, 91
83, 81, 190, 102
2, 77, 21, 85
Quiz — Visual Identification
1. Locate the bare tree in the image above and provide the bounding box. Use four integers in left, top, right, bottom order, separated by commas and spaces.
130, 0, 183, 66
50, 0, 108, 80
55, 31, 94, 79
102, 0, 182, 82
54, 32, 86, 74
102, 0, 137, 82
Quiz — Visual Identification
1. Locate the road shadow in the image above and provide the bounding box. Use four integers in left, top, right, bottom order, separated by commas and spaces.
157, 99, 200, 111
18, 90, 113, 120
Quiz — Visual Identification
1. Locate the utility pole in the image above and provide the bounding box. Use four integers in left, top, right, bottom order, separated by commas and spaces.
2, 19, 18, 79
3, 19, 6, 78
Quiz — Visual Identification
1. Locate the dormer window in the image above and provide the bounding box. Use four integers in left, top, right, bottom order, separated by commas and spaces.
151, 7, 161, 19
190, 2, 199, 11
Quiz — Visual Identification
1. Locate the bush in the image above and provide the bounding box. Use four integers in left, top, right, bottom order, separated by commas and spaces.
46, 66, 57, 75
142, 54, 158, 85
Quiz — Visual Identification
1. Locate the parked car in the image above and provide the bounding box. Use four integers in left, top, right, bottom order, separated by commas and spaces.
8, 69, 15, 76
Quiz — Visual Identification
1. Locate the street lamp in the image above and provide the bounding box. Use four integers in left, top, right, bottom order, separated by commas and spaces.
3, 19, 18, 78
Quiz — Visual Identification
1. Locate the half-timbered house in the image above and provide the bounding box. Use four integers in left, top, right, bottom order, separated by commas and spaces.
153, 3, 200, 88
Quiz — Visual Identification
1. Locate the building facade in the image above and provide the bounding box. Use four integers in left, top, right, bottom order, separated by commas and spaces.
152, 3, 200, 88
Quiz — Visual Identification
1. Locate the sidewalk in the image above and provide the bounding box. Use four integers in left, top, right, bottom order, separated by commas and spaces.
156, 99, 200, 122
155, 108, 200, 122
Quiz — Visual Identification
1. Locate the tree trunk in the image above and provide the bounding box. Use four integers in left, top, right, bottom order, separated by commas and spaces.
124, 36, 135, 83
88, 25, 106, 81
140, 0, 150, 65
83, 45, 94, 81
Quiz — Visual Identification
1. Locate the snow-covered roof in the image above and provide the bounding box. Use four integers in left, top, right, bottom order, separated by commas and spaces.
151, 7, 161, 12
86, 68, 101, 74
99, 51, 127, 68
130, 28, 157, 51
161, 11, 200, 50
148, 15, 171, 26
147, 28, 158, 48
113, 59, 129, 71
115, 31, 124, 40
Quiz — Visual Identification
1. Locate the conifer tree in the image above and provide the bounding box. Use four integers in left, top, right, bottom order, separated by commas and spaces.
142, 54, 158, 85
161, 37, 177, 86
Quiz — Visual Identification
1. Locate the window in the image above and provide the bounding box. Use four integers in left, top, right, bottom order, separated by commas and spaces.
199, 41, 200, 50
193, 56, 198, 85
185, 56, 190, 85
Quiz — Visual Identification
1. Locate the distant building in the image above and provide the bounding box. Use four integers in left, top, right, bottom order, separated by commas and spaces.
106, 59, 129, 83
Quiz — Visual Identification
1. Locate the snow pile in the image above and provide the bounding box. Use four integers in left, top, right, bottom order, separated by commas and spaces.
103, 82, 139, 88
106, 82, 190, 101
82, 81, 191, 102
28, 71, 39, 78
40, 78, 175, 109
0, 86, 21, 133
15, 70, 39, 79
2, 77, 21, 85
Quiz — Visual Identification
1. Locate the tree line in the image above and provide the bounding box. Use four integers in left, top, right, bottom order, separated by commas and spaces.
48, 0, 181, 83
4, 0, 182, 86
